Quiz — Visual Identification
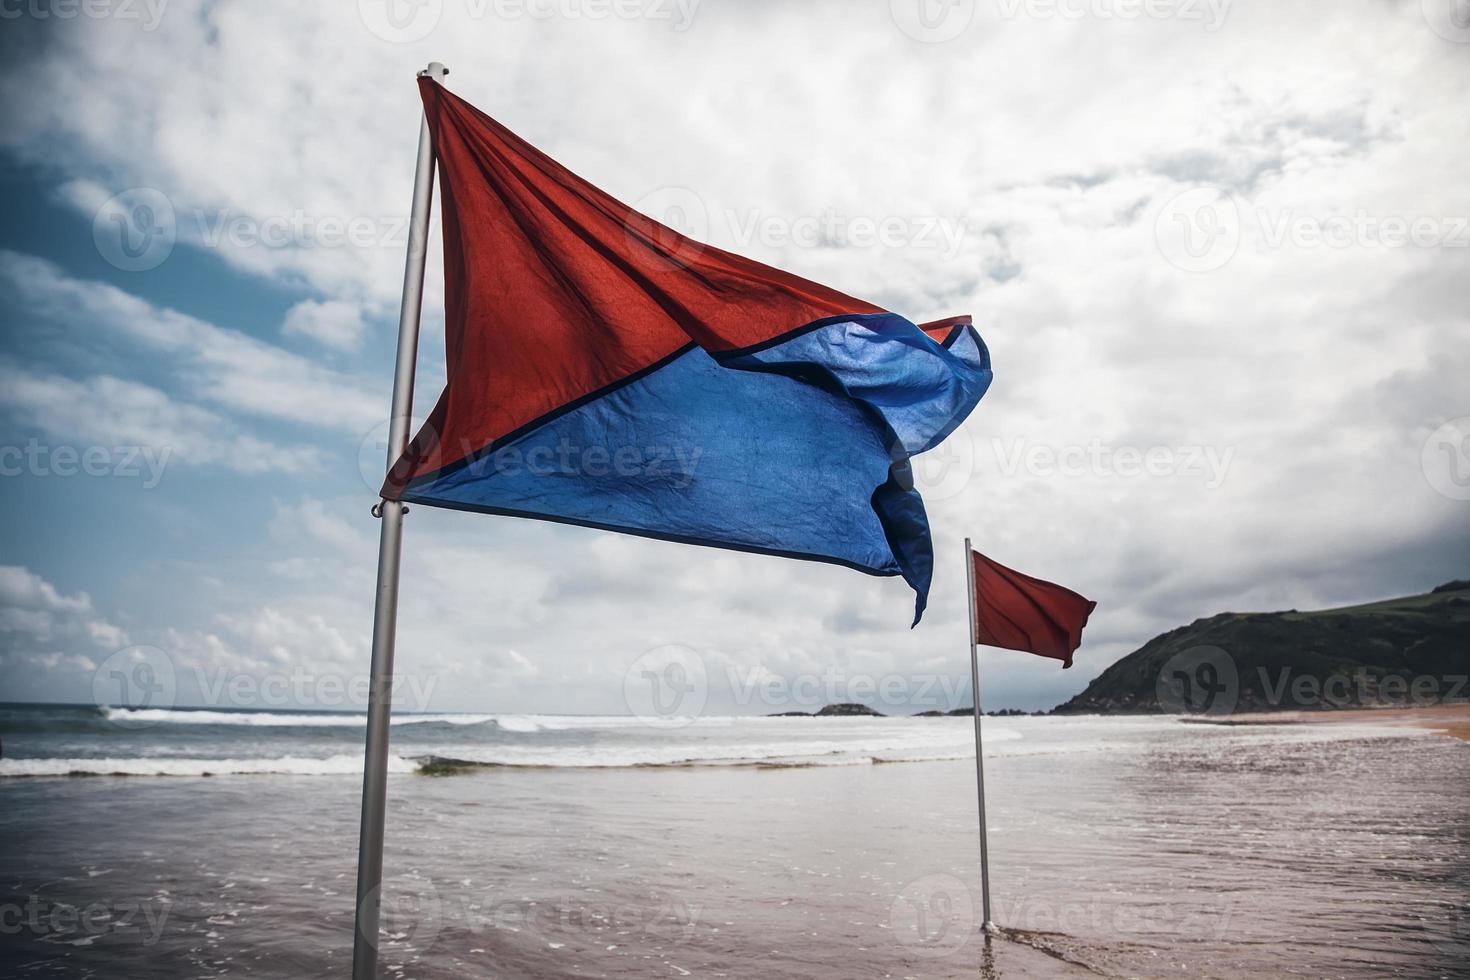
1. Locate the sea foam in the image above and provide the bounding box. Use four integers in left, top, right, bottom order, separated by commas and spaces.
0, 754, 418, 778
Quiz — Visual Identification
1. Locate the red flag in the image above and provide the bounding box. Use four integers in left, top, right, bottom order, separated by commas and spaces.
970, 549, 1095, 668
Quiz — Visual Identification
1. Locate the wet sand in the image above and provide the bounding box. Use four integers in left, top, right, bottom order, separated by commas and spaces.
1194, 703, 1470, 742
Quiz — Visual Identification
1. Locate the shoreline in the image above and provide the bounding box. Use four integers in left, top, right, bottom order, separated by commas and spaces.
1186, 703, 1470, 743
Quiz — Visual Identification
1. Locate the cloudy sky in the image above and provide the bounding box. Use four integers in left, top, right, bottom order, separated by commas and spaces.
0, 0, 1466, 716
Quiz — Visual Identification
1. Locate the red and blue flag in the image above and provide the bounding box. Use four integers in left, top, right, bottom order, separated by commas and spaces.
384, 78, 992, 623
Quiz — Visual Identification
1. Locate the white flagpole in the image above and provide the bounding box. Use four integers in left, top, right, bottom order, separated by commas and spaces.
352, 60, 447, 980
964, 537, 995, 932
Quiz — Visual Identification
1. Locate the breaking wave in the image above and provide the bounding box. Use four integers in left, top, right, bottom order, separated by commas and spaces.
100, 708, 512, 728
0, 754, 418, 778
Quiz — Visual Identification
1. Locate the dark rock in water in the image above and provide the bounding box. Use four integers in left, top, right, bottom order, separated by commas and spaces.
912, 710, 946, 717
815, 703, 885, 717
766, 711, 812, 717
1053, 580, 1470, 715
949, 707, 1026, 717
417, 756, 472, 776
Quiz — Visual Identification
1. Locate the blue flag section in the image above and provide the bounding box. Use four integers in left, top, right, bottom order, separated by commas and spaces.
386, 79, 994, 623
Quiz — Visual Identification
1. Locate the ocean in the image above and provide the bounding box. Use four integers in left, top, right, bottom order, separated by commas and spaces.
1, 704, 1466, 978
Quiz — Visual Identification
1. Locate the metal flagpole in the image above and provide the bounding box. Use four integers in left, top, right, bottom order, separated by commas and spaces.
352, 60, 447, 980
964, 537, 995, 932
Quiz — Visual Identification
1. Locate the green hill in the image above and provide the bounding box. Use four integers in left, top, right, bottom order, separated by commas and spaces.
1052, 580, 1470, 715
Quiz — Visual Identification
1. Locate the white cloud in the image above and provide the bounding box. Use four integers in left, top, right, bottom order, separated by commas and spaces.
0, 365, 323, 477
282, 298, 371, 351
0, 566, 125, 700
0, 251, 384, 436
0, 3, 1467, 710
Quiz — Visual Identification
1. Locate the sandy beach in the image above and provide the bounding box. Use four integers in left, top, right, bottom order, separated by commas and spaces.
1190, 703, 1470, 742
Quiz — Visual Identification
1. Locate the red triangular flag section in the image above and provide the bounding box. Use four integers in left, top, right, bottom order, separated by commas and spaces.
970, 549, 1095, 668
381, 77, 993, 624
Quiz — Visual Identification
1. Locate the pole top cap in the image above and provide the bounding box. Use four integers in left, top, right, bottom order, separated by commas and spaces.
418, 62, 449, 79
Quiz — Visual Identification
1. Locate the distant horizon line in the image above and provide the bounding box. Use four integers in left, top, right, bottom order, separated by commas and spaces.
0, 700, 1036, 716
